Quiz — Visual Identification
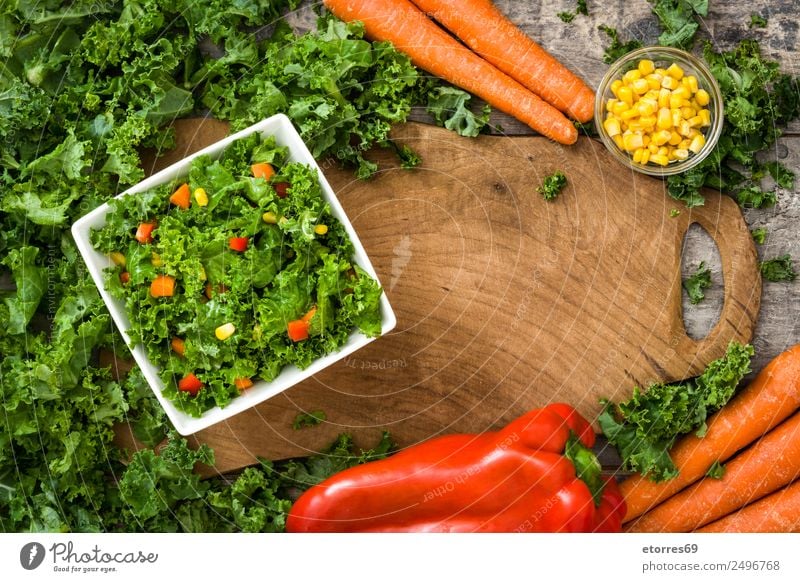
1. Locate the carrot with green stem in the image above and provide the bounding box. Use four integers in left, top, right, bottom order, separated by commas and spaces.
322, 0, 578, 145
698, 480, 800, 533
621, 344, 800, 522
625, 410, 800, 532
409, 0, 595, 122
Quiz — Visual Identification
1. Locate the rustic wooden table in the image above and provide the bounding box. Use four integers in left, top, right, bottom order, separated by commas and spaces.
290, 0, 800, 375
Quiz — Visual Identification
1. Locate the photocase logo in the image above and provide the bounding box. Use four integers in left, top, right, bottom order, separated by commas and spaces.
20, 542, 46, 570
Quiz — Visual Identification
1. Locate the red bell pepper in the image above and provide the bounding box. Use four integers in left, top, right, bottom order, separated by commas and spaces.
274, 182, 290, 198
286, 403, 626, 532
229, 237, 249, 252
177, 373, 203, 396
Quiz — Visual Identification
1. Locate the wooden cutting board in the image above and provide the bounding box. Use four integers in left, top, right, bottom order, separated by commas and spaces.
117, 119, 761, 473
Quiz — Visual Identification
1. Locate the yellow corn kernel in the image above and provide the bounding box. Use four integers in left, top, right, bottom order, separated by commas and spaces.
699, 109, 711, 126
679, 138, 691, 150
651, 129, 672, 146
637, 101, 656, 116
669, 131, 682, 146
686, 75, 699, 93
640, 116, 657, 129
262, 211, 278, 224
644, 89, 660, 101
657, 146, 669, 157
617, 86, 634, 106
623, 69, 642, 84
626, 121, 643, 132
688, 128, 701, 139
648, 143, 659, 154
661, 76, 679, 90
193, 187, 208, 207
638, 59, 655, 75
623, 133, 644, 151
110, 252, 126, 266
640, 149, 651, 164
658, 88, 671, 108
681, 106, 696, 119
620, 108, 639, 121
215, 323, 236, 341
646, 76, 662, 91
650, 154, 670, 166
199, 266, 207, 282
669, 95, 684, 110
672, 109, 683, 127
666, 63, 685, 80
151, 253, 162, 267
656, 107, 672, 130
672, 86, 691, 100
632, 78, 650, 95
689, 134, 706, 154
603, 117, 622, 137
612, 134, 624, 150
688, 115, 704, 128
610, 79, 624, 97
633, 148, 644, 163
679, 120, 693, 137
673, 149, 690, 161
314, 224, 328, 235
642, 135, 651, 147
606, 98, 618, 113
695, 88, 710, 106
612, 101, 629, 116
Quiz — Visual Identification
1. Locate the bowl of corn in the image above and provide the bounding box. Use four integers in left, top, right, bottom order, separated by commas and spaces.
594, 46, 724, 176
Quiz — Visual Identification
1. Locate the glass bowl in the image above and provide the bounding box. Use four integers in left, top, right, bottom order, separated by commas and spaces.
594, 46, 724, 177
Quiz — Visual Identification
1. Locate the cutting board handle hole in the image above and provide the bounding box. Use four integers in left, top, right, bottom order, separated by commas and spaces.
680, 223, 723, 341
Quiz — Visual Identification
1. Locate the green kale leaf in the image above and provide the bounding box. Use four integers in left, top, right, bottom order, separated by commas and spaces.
760, 255, 796, 282
683, 261, 712, 304
599, 342, 753, 481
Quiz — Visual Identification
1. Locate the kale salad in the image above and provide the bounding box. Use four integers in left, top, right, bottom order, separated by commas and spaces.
91, 133, 382, 416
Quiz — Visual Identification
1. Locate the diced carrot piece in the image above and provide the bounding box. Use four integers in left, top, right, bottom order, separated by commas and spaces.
171, 337, 185, 357
169, 183, 191, 209
251, 163, 275, 180
150, 275, 176, 297
119, 271, 130, 285
234, 377, 254, 390
135, 222, 156, 244
301, 306, 317, 323
229, 237, 249, 252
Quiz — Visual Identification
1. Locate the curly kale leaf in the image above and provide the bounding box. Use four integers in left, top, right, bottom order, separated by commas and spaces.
599, 342, 753, 481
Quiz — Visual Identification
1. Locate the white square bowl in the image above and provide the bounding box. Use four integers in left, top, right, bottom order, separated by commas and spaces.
72, 114, 396, 435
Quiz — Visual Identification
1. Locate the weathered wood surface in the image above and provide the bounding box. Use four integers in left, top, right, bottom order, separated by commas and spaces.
288, 0, 800, 376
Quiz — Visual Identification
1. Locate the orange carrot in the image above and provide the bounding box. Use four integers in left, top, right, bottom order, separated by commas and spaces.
621, 344, 800, 522
410, 0, 594, 122
251, 163, 275, 180
150, 275, 176, 297
169, 183, 191, 209
322, 0, 577, 144
626, 411, 800, 532
698, 480, 800, 533
234, 377, 254, 390
171, 337, 186, 357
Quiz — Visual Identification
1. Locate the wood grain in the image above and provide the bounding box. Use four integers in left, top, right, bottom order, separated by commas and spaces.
126, 119, 760, 473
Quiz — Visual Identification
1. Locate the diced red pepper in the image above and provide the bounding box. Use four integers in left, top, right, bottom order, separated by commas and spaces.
119, 271, 130, 285
274, 182, 290, 199
169, 183, 191, 209
135, 222, 156, 244
178, 373, 203, 396
287, 319, 310, 342
251, 163, 275, 180
229, 237, 249, 252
